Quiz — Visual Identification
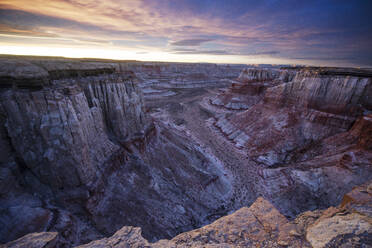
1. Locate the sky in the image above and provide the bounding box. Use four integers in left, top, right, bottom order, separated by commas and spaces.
0, 0, 371, 67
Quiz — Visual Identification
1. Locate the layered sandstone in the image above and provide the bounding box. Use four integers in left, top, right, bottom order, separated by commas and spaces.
211, 67, 372, 217
215, 68, 372, 164
0, 58, 233, 246
210, 68, 297, 110
237, 67, 296, 83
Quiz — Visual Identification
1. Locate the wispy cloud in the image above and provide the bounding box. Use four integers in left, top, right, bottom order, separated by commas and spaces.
170, 38, 213, 46
171, 48, 231, 55
244, 51, 279, 56
170, 48, 279, 56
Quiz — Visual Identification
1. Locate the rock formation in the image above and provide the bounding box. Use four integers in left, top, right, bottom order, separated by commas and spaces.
210, 67, 372, 217
237, 67, 296, 83
1, 56, 371, 247
210, 68, 297, 110
0, 58, 233, 246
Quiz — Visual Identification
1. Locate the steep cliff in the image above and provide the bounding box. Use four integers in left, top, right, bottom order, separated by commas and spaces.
237, 67, 296, 83
0, 59, 232, 246
210, 67, 372, 217
215, 68, 372, 164
210, 68, 297, 110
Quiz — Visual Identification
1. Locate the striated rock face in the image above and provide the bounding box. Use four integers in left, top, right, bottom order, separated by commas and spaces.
265, 69, 371, 116
84, 122, 232, 243
79, 74, 147, 142
1, 80, 119, 188
0, 58, 232, 246
133, 63, 244, 101
238, 68, 280, 82
211, 68, 296, 111
237, 68, 296, 83
210, 80, 267, 110
214, 68, 372, 162
210, 67, 372, 217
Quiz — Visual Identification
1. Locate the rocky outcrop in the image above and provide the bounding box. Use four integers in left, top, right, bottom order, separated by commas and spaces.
9, 182, 370, 247
305, 181, 372, 248
3, 232, 58, 248
76, 197, 302, 248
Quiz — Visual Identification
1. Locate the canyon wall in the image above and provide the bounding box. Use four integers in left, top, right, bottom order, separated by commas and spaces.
0, 59, 233, 246
237, 67, 296, 83
218, 68, 372, 164
210, 68, 297, 110
211, 67, 372, 217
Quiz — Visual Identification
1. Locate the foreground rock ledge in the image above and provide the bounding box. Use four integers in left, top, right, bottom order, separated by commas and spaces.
4, 181, 371, 248
3, 232, 58, 248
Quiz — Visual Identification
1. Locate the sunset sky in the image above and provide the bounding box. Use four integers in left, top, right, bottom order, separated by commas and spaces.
0, 0, 371, 66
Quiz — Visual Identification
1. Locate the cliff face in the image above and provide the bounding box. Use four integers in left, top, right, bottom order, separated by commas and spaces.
0, 59, 232, 246
210, 68, 372, 217
210, 68, 297, 110
216, 68, 372, 164
265, 70, 371, 116
80, 74, 147, 142
1, 81, 119, 188
237, 68, 296, 83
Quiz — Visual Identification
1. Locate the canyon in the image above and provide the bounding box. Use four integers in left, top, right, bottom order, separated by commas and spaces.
0, 56, 371, 247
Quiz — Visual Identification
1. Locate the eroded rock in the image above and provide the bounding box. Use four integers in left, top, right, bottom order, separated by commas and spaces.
4, 232, 58, 248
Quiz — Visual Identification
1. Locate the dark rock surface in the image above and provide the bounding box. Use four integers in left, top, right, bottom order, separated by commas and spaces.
9, 182, 370, 247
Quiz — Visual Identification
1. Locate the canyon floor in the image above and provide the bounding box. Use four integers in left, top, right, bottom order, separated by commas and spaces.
0, 56, 371, 247
145, 86, 260, 212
